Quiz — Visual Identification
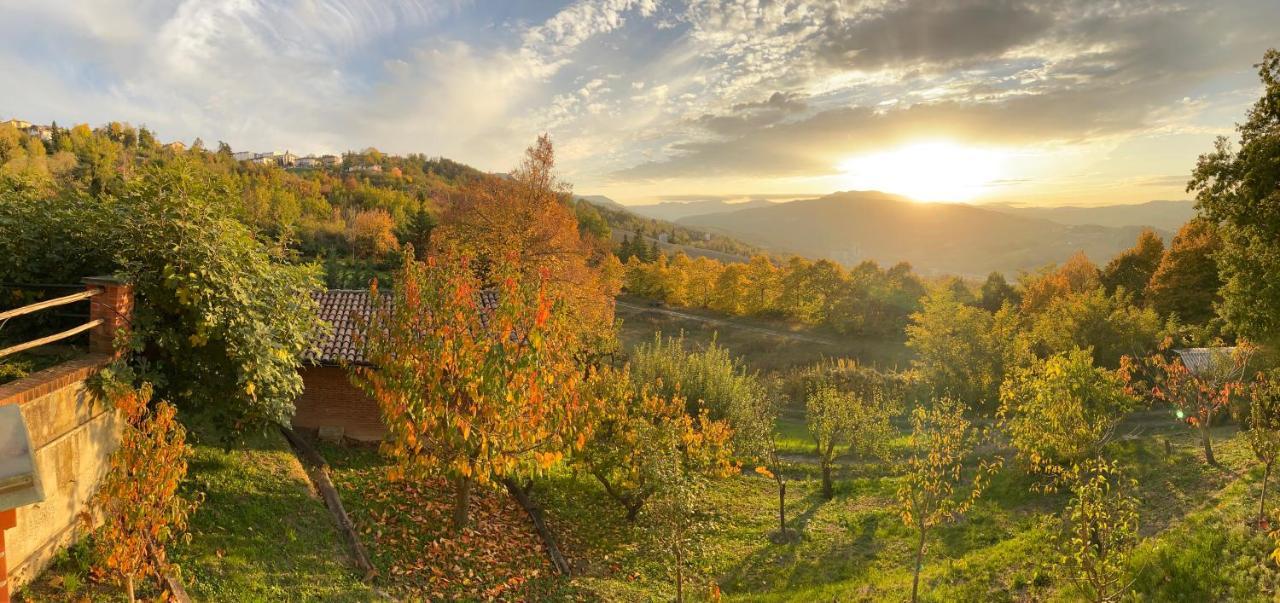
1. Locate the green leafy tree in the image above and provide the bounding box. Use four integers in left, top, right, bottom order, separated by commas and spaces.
998, 349, 1136, 477
1057, 458, 1139, 603
1101, 229, 1164, 302
642, 439, 717, 603
897, 397, 1001, 603
1021, 288, 1162, 369
1146, 218, 1222, 325
1189, 49, 1280, 340
979, 271, 1019, 312
907, 287, 1019, 412
805, 381, 895, 499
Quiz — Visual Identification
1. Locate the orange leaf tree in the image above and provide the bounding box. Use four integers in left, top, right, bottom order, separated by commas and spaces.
354, 248, 592, 530
1148, 346, 1251, 466
91, 383, 197, 602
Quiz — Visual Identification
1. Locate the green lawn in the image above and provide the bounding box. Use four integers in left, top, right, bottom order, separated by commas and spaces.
18, 428, 378, 602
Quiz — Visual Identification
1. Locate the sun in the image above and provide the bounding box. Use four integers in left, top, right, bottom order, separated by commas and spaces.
837, 141, 1008, 202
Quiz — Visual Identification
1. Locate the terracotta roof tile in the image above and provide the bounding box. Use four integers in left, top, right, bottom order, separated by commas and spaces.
310, 288, 500, 365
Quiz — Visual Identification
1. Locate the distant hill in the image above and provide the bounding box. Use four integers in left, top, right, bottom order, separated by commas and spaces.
982, 200, 1195, 232
678, 191, 1161, 277
626, 199, 778, 222
576, 195, 628, 211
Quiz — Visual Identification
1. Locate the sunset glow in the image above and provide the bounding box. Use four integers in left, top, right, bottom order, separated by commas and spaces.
837, 142, 1008, 202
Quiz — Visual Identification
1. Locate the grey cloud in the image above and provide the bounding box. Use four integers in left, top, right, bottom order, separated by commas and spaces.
817, 0, 1054, 70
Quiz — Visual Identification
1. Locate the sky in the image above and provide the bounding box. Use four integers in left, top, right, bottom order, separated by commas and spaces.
1, 0, 1275, 206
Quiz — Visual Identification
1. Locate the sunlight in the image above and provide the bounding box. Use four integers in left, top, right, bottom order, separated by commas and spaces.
837, 141, 1009, 202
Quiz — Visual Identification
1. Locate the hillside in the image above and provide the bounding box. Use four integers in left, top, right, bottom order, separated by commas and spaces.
625, 198, 778, 222
679, 191, 1160, 276
983, 200, 1195, 232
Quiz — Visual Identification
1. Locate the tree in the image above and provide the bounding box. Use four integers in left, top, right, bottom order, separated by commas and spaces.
1101, 229, 1164, 302
628, 333, 764, 421
1189, 49, 1280, 340
731, 383, 791, 541
743, 255, 780, 315
400, 205, 436, 260
805, 381, 895, 499
998, 349, 1136, 476
1021, 252, 1102, 314
907, 287, 1019, 412
354, 250, 591, 530
1021, 288, 1162, 369
979, 271, 1019, 312
1249, 371, 1280, 525
578, 366, 735, 520
1148, 346, 1252, 466
642, 438, 716, 603
345, 208, 399, 259
1146, 219, 1222, 325
897, 397, 1001, 603
91, 383, 198, 602
1057, 458, 1139, 603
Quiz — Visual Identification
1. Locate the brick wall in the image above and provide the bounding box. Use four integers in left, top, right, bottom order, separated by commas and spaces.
0, 354, 121, 591
292, 366, 386, 442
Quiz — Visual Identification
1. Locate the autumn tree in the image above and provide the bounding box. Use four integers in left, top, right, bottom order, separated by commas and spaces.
1249, 371, 1280, 525
1057, 459, 1139, 603
1020, 252, 1102, 314
998, 349, 1136, 477
91, 383, 198, 602
1189, 49, 1280, 340
355, 249, 591, 530
642, 439, 717, 603
897, 397, 1001, 603
577, 366, 735, 521
1146, 218, 1222, 325
1020, 288, 1162, 369
1148, 346, 1252, 466
345, 208, 399, 259
805, 381, 895, 499
1101, 228, 1164, 302
441, 135, 618, 348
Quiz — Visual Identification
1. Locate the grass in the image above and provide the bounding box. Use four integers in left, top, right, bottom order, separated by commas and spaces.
18, 427, 378, 602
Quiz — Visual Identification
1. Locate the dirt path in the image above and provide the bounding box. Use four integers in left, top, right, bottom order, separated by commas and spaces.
616, 300, 836, 345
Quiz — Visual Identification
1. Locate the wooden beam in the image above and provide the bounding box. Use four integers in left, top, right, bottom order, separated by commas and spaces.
0, 289, 100, 323
0, 319, 103, 359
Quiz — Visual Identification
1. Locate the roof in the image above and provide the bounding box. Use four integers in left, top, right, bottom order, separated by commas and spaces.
310, 288, 499, 365
1173, 347, 1237, 376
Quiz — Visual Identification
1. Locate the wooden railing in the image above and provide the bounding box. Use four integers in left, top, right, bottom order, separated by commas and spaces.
0, 289, 102, 360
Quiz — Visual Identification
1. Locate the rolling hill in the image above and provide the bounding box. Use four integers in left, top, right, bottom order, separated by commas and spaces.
625, 198, 778, 222
982, 200, 1195, 232
678, 191, 1165, 277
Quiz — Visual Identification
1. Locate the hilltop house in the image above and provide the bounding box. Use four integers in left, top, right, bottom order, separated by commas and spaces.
292, 288, 499, 442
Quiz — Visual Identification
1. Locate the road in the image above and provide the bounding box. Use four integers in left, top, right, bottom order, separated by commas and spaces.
615, 300, 836, 345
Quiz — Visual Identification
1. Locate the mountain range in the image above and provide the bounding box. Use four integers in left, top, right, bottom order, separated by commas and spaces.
623, 198, 779, 222
664, 192, 1192, 277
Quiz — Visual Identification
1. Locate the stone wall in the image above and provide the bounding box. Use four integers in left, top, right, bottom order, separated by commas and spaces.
0, 354, 120, 589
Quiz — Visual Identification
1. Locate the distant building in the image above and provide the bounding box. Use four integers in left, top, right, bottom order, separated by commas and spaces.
346, 164, 382, 174
2, 119, 32, 130
163, 141, 186, 152
320, 154, 342, 167
25, 125, 52, 142
279, 150, 297, 167
295, 155, 320, 168
232, 151, 255, 162
248, 154, 276, 166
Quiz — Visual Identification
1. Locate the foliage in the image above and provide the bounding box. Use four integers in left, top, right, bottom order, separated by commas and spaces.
577, 366, 736, 520
1189, 49, 1280, 340
804, 379, 896, 499
897, 397, 1002, 602
91, 383, 197, 602
1147, 218, 1222, 325
640, 420, 721, 603
998, 349, 1137, 475
1020, 287, 1162, 369
1020, 252, 1102, 315
907, 287, 1020, 411
344, 208, 399, 259
1250, 371, 1280, 524
1149, 346, 1252, 465
354, 250, 591, 529
628, 332, 767, 421
1056, 458, 1139, 603
979, 271, 1019, 312
1100, 228, 1164, 303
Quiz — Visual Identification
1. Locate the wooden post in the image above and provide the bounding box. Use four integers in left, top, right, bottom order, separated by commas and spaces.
0, 508, 17, 603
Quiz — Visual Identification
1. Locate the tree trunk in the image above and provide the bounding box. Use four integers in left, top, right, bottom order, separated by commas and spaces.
1201, 421, 1217, 466
503, 477, 571, 576
674, 546, 684, 603
911, 527, 926, 603
1261, 460, 1273, 525
821, 461, 833, 500
453, 475, 472, 531
126, 574, 136, 603
626, 501, 642, 522
777, 477, 787, 535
